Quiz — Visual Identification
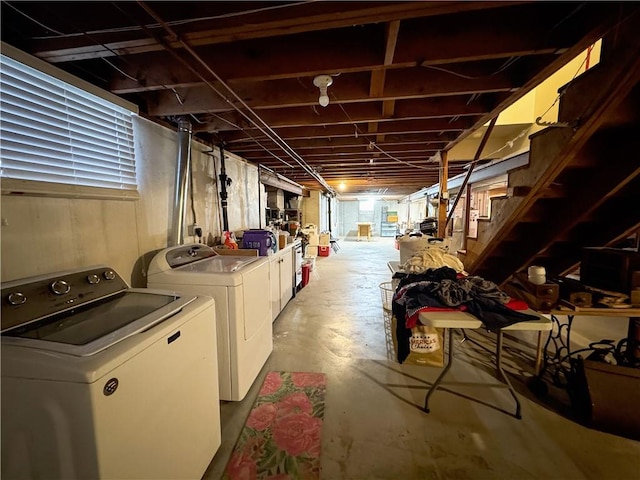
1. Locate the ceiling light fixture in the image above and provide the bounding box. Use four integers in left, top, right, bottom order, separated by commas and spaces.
313, 74, 333, 107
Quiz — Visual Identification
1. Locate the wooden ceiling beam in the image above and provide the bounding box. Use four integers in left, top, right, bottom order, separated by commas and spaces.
228, 147, 447, 163
198, 94, 491, 134
104, 12, 573, 93
146, 68, 512, 115
200, 115, 473, 135
228, 137, 450, 152
31, 2, 529, 62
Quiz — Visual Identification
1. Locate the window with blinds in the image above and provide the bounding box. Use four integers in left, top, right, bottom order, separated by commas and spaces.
0, 53, 138, 199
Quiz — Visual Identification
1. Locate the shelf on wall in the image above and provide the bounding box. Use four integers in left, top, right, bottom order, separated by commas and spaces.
380, 221, 397, 237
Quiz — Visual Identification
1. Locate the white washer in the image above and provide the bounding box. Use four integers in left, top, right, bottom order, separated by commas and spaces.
1, 266, 221, 480
147, 244, 273, 401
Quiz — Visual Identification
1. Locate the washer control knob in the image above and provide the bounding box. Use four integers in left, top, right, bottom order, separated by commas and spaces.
103, 270, 116, 281
8, 292, 27, 305
50, 280, 71, 295
87, 274, 100, 285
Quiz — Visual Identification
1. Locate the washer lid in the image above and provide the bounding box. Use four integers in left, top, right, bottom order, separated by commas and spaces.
1, 291, 195, 356
177, 255, 262, 273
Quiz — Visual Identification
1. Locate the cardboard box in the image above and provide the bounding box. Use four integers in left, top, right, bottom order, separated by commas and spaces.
213, 247, 259, 256
306, 245, 318, 257
319, 233, 330, 246
583, 359, 640, 440
307, 233, 319, 246
213, 247, 259, 257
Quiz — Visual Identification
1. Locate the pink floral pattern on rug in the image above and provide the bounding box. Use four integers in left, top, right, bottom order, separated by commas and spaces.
223, 371, 327, 480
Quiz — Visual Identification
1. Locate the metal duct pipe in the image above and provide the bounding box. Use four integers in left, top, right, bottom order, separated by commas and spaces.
170, 119, 192, 246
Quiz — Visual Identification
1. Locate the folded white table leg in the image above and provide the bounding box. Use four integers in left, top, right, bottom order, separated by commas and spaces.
418, 309, 550, 419
498, 312, 551, 377
495, 329, 522, 419
418, 311, 482, 414
498, 313, 552, 402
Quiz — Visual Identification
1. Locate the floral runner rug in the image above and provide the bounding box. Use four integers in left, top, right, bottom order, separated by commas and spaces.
223, 371, 327, 480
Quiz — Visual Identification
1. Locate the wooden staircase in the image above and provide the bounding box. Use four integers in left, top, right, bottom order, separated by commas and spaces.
461, 21, 640, 287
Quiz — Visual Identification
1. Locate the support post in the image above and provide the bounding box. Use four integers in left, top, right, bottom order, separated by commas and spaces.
437, 151, 448, 238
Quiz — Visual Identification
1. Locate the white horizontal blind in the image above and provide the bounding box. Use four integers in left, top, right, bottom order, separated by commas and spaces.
0, 54, 137, 193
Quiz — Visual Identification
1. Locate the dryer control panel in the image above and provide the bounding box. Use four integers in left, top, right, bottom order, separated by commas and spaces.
165, 244, 218, 268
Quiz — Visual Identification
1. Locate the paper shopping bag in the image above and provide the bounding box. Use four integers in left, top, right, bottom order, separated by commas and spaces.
391, 315, 445, 367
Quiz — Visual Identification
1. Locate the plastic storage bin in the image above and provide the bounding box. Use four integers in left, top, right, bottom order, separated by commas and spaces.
303, 255, 316, 271
241, 230, 277, 256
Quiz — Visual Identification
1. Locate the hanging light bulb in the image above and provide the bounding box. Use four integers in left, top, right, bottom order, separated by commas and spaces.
319, 91, 330, 107
313, 75, 333, 107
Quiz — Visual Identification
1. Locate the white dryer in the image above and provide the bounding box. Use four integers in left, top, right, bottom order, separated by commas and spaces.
1, 266, 220, 480
147, 244, 273, 401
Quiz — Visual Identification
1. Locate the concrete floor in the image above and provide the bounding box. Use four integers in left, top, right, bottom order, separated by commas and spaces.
203, 237, 640, 480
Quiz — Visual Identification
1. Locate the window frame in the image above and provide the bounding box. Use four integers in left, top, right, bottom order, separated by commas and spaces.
1, 43, 139, 200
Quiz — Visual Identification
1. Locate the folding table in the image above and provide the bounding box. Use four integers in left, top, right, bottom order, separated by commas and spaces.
419, 310, 550, 419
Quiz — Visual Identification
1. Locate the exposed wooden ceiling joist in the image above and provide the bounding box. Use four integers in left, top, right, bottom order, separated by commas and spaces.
2, 0, 635, 196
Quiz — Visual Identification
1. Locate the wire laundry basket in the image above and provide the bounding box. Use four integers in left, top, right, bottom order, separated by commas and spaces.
379, 281, 395, 311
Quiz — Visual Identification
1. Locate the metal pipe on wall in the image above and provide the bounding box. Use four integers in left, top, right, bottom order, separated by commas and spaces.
170, 119, 192, 246
328, 196, 333, 234
218, 144, 230, 232
137, 2, 335, 196
258, 168, 263, 228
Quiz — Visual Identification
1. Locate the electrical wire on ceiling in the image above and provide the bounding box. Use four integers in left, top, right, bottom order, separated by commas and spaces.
220, 129, 297, 170
8, 0, 318, 185
26, 1, 315, 39
334, 99, 441, 171
3, 1, 66, 35
133, 1, 336, 195
188, 113, 205, 124
535, 41, 596, 128
421, 55, 521, 80
5, 1, 200, 107
549, 2, 586, 32
6, 1, 145, 84
100, 57, 138, 82
201, 111, 243, 131
331, 72, 533, 179
464, 127, 530, 169
11, 1, 629, 196
451, 19, 631, 171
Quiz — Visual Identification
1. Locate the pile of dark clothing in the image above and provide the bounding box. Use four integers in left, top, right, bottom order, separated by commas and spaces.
392, 266, 539, 364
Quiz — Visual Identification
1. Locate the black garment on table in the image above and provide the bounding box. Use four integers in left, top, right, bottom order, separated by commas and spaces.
392, 267, 457, 364
392, 290, 414, 365
392, 266, 539, 364
393, 266, 458, 289
465, 293, 539, 332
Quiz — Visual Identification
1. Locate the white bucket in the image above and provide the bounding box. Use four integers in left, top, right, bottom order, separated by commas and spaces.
528, 265, 546, 285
